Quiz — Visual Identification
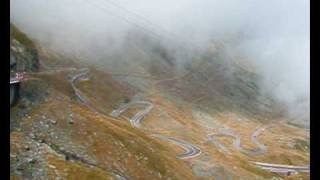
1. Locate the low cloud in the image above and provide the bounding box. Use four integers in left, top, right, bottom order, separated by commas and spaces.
11, 0, 309, 123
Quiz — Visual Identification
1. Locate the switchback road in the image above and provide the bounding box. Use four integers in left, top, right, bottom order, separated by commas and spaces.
207, 125, 272, 156
151, 134, 201, 159
110, 100, 153, 128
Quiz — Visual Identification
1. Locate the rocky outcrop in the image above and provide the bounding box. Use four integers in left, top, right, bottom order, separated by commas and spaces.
10, 23, 39, 73
10, 23, 40, 107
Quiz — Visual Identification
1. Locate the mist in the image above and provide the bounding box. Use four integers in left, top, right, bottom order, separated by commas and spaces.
10, 0, 309, 123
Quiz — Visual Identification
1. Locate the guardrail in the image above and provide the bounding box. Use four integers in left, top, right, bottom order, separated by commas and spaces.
10, 72, 25, 84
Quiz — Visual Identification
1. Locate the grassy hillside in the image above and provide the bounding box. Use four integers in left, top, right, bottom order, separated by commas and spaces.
10, 23, 35, 50
10, 26, 309, 179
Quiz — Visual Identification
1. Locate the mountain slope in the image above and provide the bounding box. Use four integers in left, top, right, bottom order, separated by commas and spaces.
10, 26, 309, 180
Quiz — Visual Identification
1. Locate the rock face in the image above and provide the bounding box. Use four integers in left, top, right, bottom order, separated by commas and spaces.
10, 23, 39, 73
10, 23, 40, 107
10, 83, 20, 107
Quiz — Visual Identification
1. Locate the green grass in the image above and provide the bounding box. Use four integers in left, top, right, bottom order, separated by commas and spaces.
294, 138, 310, 152
10, 23, 35, 49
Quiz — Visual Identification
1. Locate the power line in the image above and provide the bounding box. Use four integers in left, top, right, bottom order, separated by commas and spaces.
84, 0, 186, 73
84, 0, 171, 44
99, 0, 183, 42
97, 0, 203, 50
85, 0, 203, 51
83, 0, 209, 75
99, 0, 165, 33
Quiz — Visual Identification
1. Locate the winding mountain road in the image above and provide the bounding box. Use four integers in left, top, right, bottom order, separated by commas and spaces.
110, 100, 153, 128
151, 134, 201, 159
252, 162, 309, 175
70, 69, 100, 114
207, 125, 272, 156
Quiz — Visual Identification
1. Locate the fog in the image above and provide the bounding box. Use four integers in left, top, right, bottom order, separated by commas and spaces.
10, 0, 309, 123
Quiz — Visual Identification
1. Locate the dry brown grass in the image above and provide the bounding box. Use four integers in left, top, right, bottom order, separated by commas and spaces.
11, 53, 309, 179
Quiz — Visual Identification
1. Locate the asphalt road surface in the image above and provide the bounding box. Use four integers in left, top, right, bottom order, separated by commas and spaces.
252, 162, 309, 175
70, 69, 100, 114
152, 134, 201, 159
207, 125, 271, 156
110, 100, 153, 128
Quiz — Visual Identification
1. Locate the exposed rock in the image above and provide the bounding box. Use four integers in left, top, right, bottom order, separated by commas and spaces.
49, 119, 57, 125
